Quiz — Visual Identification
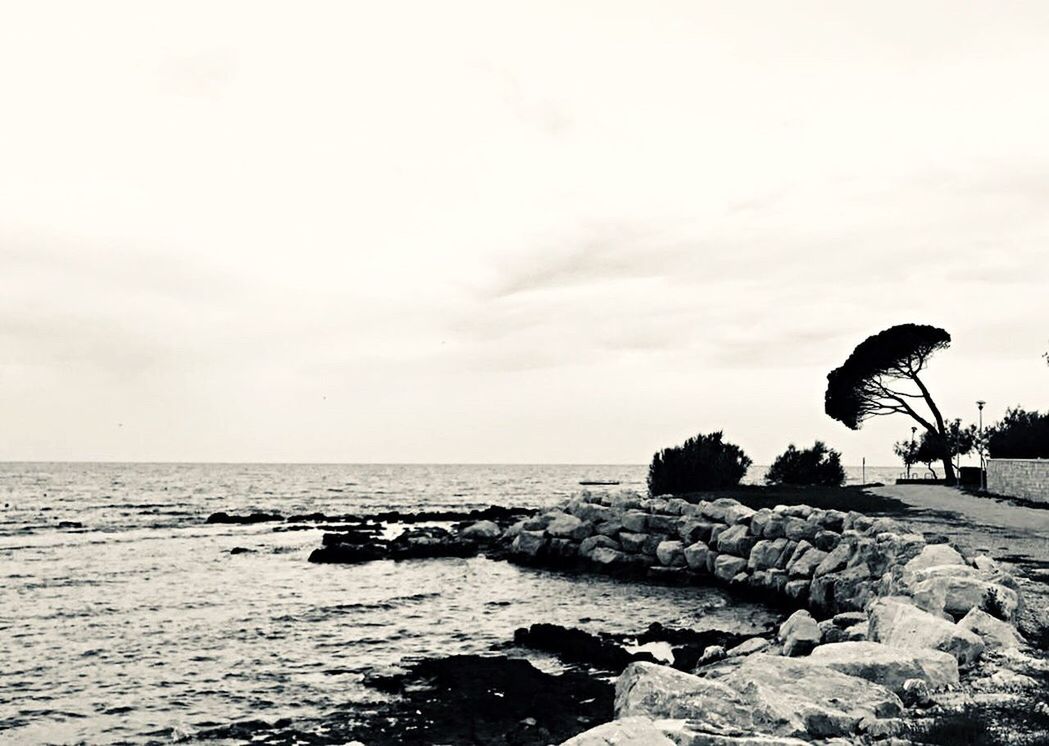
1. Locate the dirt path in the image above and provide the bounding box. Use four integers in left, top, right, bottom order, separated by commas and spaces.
869, 484, 1049, 645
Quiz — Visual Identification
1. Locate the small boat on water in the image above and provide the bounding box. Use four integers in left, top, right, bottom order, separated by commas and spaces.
578, 480, 621, 486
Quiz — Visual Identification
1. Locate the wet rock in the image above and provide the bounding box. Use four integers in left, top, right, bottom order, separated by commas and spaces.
814, 541, 851, 577
683, 541, 712, 571
230, 546, 255, 555
308, 541, 387, 564
358, 654, 612, 746
818, 619, 847, 644
512, 530, 549, 558
547, 513, 592, 541
750, 508, 774, 537
560, 716, 675, 745
726, 637, 770, 658
57, 520, 85, 529
748, 538, 793, 571
206, 511, 283, 524
618, 531, 647, 553
695, 645, 727, 667
579, 534, 619, 558
957, 608, 1023, 650
812, 530, 839, 552
388, 526, 477, 560
784, 517, 818, 543
867, 597, 985, 665
786, 544, 827, 579
514, 623, 651, 671
807, 641, 959, 694
809, 563, 873, 614
621, 511, 648, 533
655, 540, 686, 567
831, 611, 867, 629
717, 524, 756, 556
678, 518, 718, 544
647, 514, 679, 534
784, 579, 810, 604
714, 554, 748, 582
779, 610, 820, 656
460, 520, 501, 541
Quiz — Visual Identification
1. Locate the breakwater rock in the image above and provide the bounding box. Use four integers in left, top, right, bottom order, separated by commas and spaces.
523, 491, 1038, 744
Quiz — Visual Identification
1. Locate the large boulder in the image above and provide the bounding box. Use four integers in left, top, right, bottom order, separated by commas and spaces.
656, 540, 687, 567
748, 538, 793, 571
579, 534, 620, 558
684, 541, 712, 571
678, 518, 718, 544
512, 530, 548, 557
707, 655, 903, 739
809, 563, 873, 614
647, 514, 680, 535
621, 510, 649, 533
783, 517, 818, 543
814, 542, 851, 577
701, 498, 756, 526
460, 520, 502, 541
912, 574, 1019, 621
957, 608, 1023, 650
619, 532, 648, 554
786, 544, 827, 579
547, 513, 593, 540
715, 554, 748, 582
868, 597, 985, 665
778, 610, 820, 657
560, 716, 675, 745
901, 544, 966, 583
717, 524, 757, 556
807, 641, 959, 694
615, 662, 758, 730
616, 658, 901, 740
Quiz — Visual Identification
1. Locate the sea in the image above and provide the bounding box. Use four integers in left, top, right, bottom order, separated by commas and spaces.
0, 463, 896, 745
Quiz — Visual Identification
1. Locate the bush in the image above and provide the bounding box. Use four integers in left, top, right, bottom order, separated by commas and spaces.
986, 407, 1049, 459
647, 431, 752, 496
765, 441, 845, 486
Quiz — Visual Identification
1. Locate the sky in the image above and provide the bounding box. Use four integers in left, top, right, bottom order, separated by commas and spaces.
1, 1, 1047, 465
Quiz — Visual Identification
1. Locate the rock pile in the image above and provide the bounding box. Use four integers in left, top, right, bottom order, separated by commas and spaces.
530, 491, 1031, 744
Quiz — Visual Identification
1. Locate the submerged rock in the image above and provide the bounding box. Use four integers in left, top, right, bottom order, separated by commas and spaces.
206, 511, 283, 524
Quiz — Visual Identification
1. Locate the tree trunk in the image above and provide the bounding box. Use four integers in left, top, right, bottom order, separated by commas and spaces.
940, 456, 956, 485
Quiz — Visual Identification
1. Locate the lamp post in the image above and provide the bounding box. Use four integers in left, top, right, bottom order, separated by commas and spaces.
909, 426, 917, 479
977, 400, 986, 491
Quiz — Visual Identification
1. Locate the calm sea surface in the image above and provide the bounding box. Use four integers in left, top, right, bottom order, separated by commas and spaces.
0, 463, 891, 744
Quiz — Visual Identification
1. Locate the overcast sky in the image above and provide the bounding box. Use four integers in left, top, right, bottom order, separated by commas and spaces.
1, 2, 1047, 465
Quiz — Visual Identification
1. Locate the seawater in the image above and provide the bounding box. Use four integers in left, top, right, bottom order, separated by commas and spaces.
0, 463, 888, 744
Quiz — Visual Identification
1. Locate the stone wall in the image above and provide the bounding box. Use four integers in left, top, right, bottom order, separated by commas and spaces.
507, 491, 1020, 623
987, 458, 1049, 504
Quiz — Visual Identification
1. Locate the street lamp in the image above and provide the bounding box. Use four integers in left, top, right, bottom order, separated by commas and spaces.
976, 400, 987, 491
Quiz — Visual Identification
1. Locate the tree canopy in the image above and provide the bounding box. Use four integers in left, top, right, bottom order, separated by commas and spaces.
826, 323, 957, 482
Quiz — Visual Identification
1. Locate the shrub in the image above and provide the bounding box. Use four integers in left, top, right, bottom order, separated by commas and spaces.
765, 441, 845, 487
986, 407, 1049, 459
647, 431, 752, 496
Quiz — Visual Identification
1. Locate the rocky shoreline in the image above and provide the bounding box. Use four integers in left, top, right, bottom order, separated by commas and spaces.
216, 490, 1049, 744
